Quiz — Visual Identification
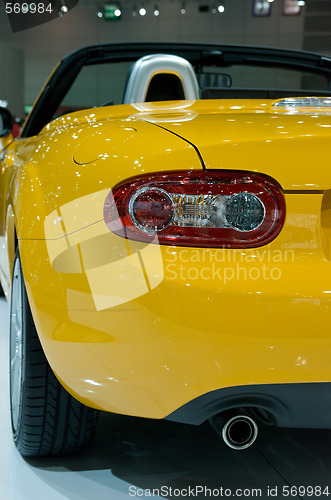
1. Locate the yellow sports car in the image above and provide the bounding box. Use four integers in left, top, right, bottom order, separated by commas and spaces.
1, 43, 331, 456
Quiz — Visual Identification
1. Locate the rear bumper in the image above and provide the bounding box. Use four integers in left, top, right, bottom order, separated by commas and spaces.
165, 382, 331, 428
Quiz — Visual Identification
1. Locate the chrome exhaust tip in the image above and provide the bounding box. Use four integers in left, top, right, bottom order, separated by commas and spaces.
222, 414, 258, 450
210, 410, 258, 450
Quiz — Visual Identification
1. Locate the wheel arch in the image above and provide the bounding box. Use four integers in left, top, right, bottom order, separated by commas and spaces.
1, 203, 19, 299
6, 204, 18, 280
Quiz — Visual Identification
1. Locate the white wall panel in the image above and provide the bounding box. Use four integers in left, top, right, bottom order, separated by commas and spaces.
0, 44, 24, 117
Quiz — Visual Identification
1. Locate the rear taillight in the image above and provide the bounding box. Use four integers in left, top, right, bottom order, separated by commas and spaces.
104, 170, 285, 248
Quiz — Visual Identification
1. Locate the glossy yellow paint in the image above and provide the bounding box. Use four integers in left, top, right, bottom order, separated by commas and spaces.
2, 99, 331, 418
19, 191, 331, 417
0, 134, 14, 152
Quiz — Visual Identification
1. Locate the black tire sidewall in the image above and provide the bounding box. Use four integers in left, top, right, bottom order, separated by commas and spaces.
9, 251, 26, 446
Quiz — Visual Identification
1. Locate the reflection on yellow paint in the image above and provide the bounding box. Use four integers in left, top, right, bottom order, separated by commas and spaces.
73, 126, 137, 165
131, 102, 198, 124
132, 101, 196, 113
44, 189, 164, 311
86, 252, 148, 310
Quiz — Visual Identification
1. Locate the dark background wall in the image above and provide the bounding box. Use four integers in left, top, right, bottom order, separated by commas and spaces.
0, 0, 329, 115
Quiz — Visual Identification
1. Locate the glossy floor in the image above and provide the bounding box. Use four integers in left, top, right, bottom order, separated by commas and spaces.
1, 296, 331, 500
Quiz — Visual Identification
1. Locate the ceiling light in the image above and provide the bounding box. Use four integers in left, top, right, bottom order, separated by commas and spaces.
297, 0, 305, 5
267, 0, 274, 3
61, 5, 68, 12
103, 3, 122, 20
217, 4, 225, 13
97, 10, 103, 17
181, 2, 186, 14
139, 7, 146, 15
154, 4, 159, 15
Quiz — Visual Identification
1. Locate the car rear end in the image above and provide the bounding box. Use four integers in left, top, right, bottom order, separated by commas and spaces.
17, 97, 331, 437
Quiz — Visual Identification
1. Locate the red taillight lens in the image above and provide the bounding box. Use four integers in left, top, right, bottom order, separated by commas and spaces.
104, 170, 285, 248
130, 188, 174, 232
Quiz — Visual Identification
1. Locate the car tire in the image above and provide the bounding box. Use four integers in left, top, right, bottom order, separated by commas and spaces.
9, 249, 98, 457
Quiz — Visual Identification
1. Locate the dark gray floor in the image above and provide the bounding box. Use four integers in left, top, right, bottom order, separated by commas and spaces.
1, 296, 331, 500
